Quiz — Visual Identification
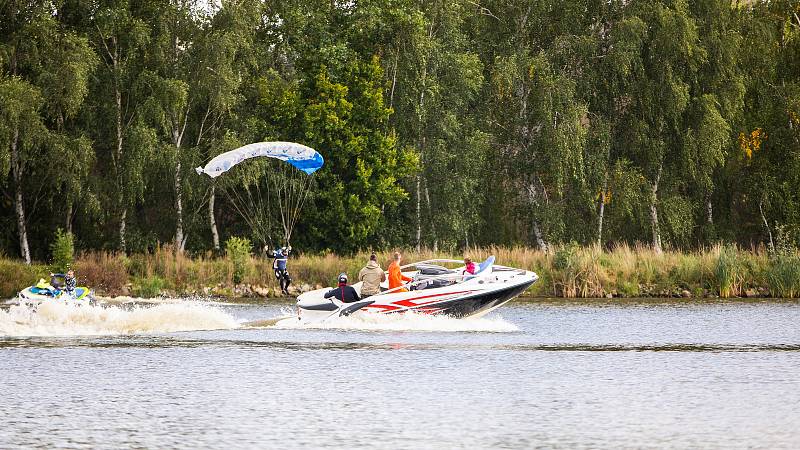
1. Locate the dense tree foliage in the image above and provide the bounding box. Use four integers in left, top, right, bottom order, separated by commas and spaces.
1, 0, 799, 261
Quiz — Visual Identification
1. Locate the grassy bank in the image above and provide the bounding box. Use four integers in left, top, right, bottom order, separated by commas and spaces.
2, 244, 800, 299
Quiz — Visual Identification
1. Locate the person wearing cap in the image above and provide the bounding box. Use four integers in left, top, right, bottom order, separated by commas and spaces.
358, 253, 386, 298
463, 257, 477, 275
324, 273, 361, 303
388, 251, 412, 292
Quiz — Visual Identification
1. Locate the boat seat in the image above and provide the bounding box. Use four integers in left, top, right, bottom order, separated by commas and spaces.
475, 255, 495, 275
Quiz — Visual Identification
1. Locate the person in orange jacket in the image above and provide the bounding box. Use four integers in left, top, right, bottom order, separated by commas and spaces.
388, 251, 412, 292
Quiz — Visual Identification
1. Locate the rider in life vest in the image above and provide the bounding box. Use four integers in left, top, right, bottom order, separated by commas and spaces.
270, 246, 292, 295
388, 252, 412, 292
48, 269, 77, 296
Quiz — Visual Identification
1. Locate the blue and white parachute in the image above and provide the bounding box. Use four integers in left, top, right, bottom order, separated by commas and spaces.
196, 141, 324, 248
195, 141, 324, 178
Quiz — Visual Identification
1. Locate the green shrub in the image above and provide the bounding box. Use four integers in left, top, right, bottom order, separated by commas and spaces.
226, 237, 252, 284
50, 228, 74, 273
766, 253, 800, 298
552, 243, 580, 297
133, 276, 166, 298
0, 258, 45, 298
716, 244, 742, 298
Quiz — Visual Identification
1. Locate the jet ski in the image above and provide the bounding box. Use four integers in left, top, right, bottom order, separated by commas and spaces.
17, 278, 93, 307
296, 256, 538, 324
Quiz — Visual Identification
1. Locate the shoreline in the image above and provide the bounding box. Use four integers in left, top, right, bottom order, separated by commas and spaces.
1, 244, 798, 299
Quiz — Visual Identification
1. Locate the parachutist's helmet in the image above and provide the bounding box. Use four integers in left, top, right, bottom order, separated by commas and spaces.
338, 273, 348, 284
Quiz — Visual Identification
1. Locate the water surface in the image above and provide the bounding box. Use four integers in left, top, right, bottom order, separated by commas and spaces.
2, 298, 799, 449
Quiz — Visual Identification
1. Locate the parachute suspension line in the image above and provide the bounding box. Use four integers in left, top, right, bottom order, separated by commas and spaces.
225, 178, 272, 249
269, 165, 314, 247
252, 173, 270, 248
287, 174, 314, 246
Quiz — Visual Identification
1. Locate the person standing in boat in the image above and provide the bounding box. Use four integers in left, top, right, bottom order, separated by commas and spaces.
358, 253, 386, 298
388, 251, 412, 292
324, 273, 360, 303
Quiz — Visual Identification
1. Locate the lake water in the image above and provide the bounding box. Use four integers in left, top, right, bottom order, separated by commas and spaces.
2, 298, 800, 449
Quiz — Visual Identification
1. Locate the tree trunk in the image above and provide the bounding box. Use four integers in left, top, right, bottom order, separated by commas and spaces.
172, 120, 186, 252
114, 84, 127, 252
597, 172, 608, 248
650, 163, 663, 254
66, 198, 73, 234
10, 127, 31, 264
705, 194, 713, 225
532, 220, 547, 253
175, 152, 184, 251
120, 208, 127, 252
759, 196, 774, 253
209, 184, 220, 250
525, 181, 549, 253
415, 175, 421, 252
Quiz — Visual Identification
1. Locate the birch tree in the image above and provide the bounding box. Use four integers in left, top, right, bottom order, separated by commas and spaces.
92, 2, 152, 251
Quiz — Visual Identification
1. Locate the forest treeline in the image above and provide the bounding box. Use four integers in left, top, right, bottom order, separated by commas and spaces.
1, 0, 799, 262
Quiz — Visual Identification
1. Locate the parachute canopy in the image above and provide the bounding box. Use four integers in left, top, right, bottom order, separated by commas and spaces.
195, 141, 324, 178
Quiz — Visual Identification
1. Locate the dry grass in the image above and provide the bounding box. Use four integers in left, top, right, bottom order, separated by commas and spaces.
0, 245, 795, 298
73, 252, 129, 296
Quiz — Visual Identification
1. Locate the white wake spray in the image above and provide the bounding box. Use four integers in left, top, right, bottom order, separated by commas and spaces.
274, 310, 519, 333
0, 301, 239, 337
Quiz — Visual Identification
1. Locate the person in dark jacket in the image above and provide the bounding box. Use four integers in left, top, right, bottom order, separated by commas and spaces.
269, 246, 292, 295
324, 273, 360, 303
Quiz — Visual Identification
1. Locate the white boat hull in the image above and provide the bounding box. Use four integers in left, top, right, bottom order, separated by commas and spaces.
296, 261, 537, 324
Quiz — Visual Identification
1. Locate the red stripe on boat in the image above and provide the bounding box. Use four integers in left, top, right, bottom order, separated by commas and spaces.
393, 290, 476, 307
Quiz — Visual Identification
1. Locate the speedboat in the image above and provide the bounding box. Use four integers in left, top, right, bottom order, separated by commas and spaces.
17, 279, 93, 307
295, 256, 538, 324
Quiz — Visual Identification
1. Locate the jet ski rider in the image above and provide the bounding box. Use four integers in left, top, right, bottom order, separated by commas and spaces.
324, 273, 360, 303
49, 269, 77, 296
269, 246, 292, 296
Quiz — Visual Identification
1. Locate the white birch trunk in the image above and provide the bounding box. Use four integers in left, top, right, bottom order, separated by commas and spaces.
209, 184, 220, 250
525, 182, 549, 253
120, 208, 127, 252
532, 220, 547, 253
11, 127, 31, 264
174, 138, 184, 252
759, 197, 774, 253
597, 173, 607, 248
114, 84, 127, 252
415, 175, 421, 252
650, 163, 663, 254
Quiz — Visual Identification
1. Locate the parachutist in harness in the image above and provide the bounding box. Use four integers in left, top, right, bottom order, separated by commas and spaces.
270, 246, 292, 296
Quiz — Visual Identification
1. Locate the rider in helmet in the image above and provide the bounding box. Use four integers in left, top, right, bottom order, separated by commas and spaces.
269, 246, 292, 296
323, 273, 360, 303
